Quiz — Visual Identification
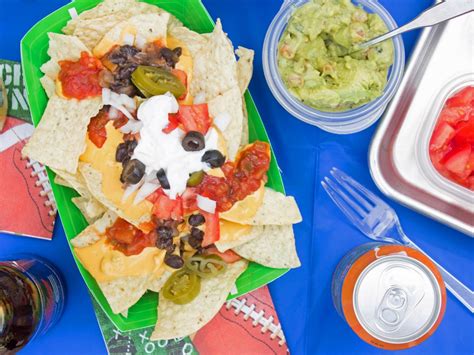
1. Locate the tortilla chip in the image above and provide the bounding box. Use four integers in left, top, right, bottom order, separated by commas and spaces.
22, 96, 103, 174
241, 97, 249, 147
208, 86, 244, 160
64, 0, 181, 49
79, 163, 152, 226
169, 26, 207, 57
72, 196, 106, 223
215, 225, 265, 252
190, 20, 238, 99
235, 47, 254, 94
150, 260, 248, 340
147, 270, 172, 293
64, 0, 136, 34
71, 210, 117, 248
100, 275, 150, 314
93, 13, 170, 57
220, 188, 302, 225
40, 33, 89, 81
52, 168, 89, 196
121, 310, 128, 318
233, 225, 300, 268
40, 76, 56, 98
53, 174, 72, 188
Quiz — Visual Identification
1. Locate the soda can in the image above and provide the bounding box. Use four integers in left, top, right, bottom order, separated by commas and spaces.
332, 242, 446, 350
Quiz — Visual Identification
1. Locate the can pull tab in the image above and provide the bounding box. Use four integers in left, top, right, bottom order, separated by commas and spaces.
375, 287, 408, 332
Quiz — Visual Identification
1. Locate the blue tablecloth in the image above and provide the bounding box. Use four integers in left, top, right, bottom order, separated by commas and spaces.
1, 1, 473, 354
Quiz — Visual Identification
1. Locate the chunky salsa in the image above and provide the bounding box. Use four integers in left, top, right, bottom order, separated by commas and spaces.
429, 86, 474, 190
198, 142, 271, 211
87, 107, 128, 148
105, 217, 157, 256
58, 51, 103, 99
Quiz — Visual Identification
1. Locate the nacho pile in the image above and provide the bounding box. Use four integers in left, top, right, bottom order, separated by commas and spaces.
23, 0, 302, 339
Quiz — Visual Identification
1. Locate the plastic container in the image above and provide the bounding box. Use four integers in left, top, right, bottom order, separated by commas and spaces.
21, 0, 289, 332
416, 73, 474, 205
263, 0, 405, 134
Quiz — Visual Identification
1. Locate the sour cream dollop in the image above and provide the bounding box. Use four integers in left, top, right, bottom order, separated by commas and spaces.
132, 94, 219, 199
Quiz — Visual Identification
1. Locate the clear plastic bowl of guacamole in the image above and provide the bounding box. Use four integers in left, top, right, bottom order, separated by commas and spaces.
263, 0, 405, 134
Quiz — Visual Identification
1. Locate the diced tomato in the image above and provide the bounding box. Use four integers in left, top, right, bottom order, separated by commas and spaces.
175, 104, 211, 135
150, 188, 183, 220
429, 86, 474, 190
205, 246, 242, 263
181, 188, 198, 214
112, 112, 129, 129
171, 196, 183, 220
171, 69, 188, 100
446, 86, 474, 108
87, 109, 110, 148
430, 148, 450, 171
200, 211, 220, 247
429, 121, 455, 152
146, 189, 160, 204
466, 152, 474, 174
453, 118, 474, 145
163, 113, 180, 134
439, 107, 468, 126
444, 144, 472, 178
468, 176, 474, 190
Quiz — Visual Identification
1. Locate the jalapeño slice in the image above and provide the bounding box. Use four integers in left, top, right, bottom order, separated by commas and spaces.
185, 254, 227, 278
162, 268, 201, 305
131, 65, 186, 98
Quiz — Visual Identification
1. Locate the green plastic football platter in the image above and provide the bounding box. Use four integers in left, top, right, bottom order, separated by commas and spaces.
21, 0, 288, 332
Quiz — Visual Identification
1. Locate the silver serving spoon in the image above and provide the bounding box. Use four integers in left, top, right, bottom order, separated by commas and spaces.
349, 0, 474, 54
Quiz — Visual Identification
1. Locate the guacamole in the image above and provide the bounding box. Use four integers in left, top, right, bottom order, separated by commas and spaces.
277, 0, 394, 112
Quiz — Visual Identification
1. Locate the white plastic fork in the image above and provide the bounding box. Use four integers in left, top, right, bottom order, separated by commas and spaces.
322, 167, 474, 313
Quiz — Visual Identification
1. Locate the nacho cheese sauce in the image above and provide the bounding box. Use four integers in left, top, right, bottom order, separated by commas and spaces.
74, 235, 166, 282
80, 121, 153, 221
277, 0, 394, 112
218, 220, 253, 244
219, 183, 265, 221
132, 94, 220, 199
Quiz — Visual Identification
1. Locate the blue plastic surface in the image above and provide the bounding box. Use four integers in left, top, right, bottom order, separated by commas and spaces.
1, 1, 473, 354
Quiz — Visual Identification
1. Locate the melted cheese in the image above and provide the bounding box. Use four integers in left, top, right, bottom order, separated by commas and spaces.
55, 80, 66, 98
168, 36, 194, 105
74, 236, 166, 282
219, 220, 252, 243
94, 25, 141, 58
220, 183, 265, 221
80, 122, 152, 221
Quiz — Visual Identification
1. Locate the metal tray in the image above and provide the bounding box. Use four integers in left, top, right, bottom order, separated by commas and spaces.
369, 11, 474, 237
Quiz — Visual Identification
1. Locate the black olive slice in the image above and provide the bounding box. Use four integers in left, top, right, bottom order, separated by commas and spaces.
120, 159, 145, 184
156, 168, 171, 189
182, 131, 205, 152
201, 150, 225, 168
